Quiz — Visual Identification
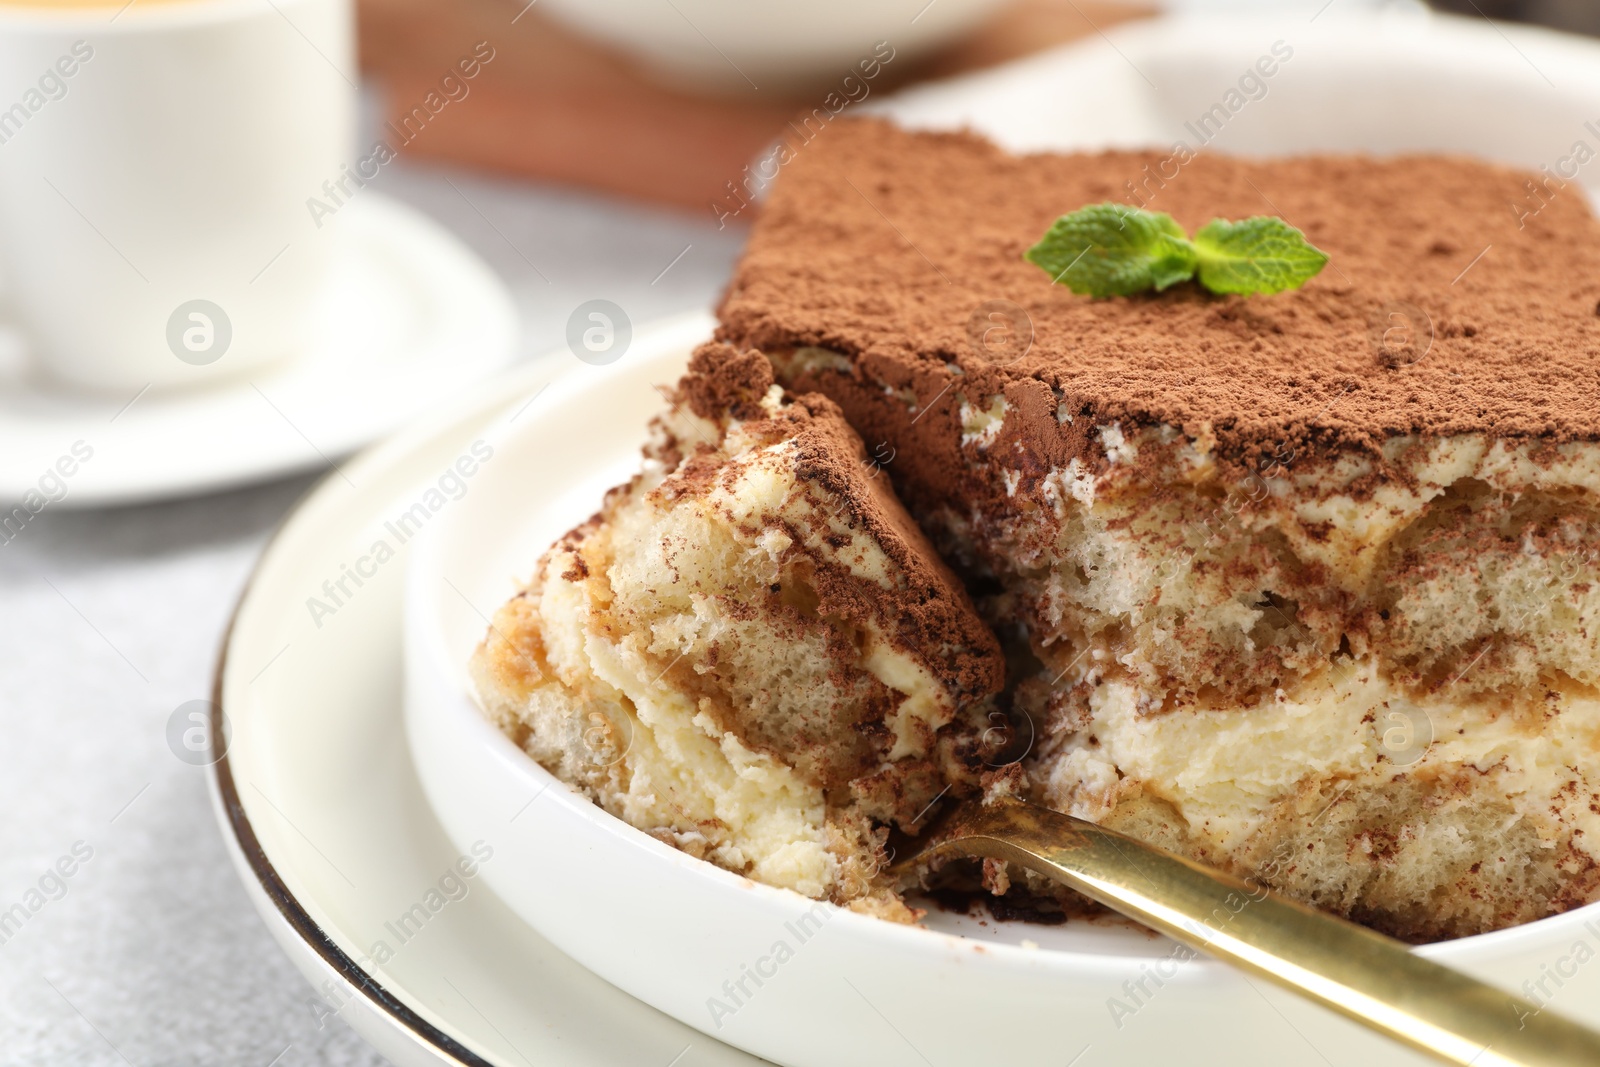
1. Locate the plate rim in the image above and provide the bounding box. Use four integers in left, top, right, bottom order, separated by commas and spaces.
206, 448, 497, 1067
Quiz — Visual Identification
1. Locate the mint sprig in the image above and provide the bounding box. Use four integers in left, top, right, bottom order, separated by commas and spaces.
1025, 204, 1328, 298
1191, 217, 1331, 295
1024, 204, 1196, 297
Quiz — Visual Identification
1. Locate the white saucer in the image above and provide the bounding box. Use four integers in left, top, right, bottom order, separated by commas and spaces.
0, 193, 517, 509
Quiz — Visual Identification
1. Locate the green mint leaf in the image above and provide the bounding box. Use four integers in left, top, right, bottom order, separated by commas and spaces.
1191, 216, 1329, 295
1024, 204, 1198, 298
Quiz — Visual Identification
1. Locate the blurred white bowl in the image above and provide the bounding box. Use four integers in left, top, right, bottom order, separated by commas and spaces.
535, 0, 1011, 91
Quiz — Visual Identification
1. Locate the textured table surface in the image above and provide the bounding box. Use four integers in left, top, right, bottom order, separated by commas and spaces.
0, 112, 747, 1066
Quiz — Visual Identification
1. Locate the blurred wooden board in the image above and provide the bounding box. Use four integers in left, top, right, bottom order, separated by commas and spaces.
357, 0, 1152, 213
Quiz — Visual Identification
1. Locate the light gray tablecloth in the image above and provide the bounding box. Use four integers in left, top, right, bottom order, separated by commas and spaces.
0, 146, 745, 1066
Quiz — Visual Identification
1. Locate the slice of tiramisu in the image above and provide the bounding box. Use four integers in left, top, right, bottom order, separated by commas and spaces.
471, 343, 1004, 919
716, 117, 1600, 940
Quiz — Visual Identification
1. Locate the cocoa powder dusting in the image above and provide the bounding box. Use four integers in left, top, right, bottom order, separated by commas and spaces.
715, 117, 1600, 470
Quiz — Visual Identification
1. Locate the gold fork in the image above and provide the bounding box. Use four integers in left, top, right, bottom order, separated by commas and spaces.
895, 796, 1600, 1067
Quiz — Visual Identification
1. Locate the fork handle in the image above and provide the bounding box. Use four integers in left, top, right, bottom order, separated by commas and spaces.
917, 797, 1600, 1067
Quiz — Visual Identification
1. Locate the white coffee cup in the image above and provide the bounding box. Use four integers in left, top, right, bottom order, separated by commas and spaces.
0, 0, 354, 393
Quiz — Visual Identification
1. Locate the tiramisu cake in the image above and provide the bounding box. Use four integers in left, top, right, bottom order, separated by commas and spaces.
475, 116, 1600, 941
471, 345, 1004, 919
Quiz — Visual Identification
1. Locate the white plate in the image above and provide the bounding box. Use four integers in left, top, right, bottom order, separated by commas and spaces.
217, 12, 1600, 1067
0, 193, 517, 508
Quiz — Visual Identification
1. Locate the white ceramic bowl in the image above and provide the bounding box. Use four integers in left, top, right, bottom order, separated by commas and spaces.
535, 0, 1008, 91
405, 13, 1600, 1066
405, 346, 1600, 1067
